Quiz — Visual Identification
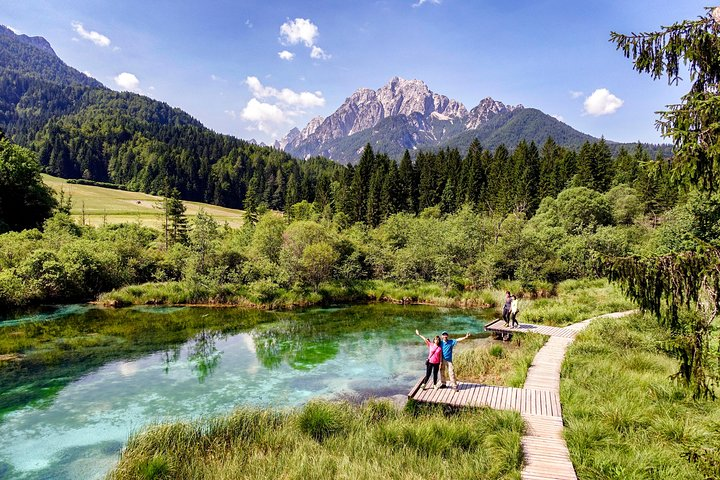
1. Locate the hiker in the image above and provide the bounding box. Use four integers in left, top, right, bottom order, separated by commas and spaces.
510, 295, 519, 328
502, 291, 512, 326
415, 330, 442, 390
440, 331, 470, 391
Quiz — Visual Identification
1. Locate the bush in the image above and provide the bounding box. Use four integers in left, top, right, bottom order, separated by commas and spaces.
297, 401, 351, 442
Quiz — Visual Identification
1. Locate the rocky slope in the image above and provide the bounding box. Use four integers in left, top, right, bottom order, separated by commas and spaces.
278, 76, 530, 162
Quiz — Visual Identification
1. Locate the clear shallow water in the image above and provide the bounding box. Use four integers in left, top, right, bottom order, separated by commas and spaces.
0, 304, 491, 480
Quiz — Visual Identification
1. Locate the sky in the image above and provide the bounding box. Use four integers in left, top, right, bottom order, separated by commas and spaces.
1, 0, 711, 146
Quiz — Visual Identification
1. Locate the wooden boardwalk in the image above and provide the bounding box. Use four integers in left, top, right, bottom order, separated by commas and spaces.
408, 310, 636, 480
407, 380, 562, 416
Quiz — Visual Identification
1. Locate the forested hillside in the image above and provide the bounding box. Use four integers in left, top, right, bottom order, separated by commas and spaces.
0, 25, 327, 208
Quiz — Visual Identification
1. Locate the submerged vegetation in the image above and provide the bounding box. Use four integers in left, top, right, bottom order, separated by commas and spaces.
109, 400, 524, 480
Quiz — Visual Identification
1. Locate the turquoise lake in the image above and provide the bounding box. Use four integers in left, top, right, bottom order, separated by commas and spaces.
0, 304, 492, 479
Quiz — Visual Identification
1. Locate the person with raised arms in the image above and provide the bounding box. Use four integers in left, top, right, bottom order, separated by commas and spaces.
415, 330, 443, 390
439, 331, 471, 392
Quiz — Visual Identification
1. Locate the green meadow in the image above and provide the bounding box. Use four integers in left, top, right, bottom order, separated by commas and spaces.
42, 174, 247, 229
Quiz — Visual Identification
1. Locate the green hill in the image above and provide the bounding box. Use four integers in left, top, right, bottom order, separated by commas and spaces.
0, 25, 315, 212
42, 174, 246, 229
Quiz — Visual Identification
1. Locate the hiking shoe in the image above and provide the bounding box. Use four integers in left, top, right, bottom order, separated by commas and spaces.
433, 384, 439, 390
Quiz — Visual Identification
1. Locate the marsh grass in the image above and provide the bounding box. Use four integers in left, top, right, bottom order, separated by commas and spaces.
100, 280, 500, 310
519, 279, 634, 326
562, 313, 720, 479
453, 333, 546, 387
109, 400, 524, 480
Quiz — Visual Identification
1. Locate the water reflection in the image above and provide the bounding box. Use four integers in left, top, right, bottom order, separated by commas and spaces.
161, 347, 181, 375
0, 304, 491, 480
188, 329, 223, 382
252, 320, 340, 371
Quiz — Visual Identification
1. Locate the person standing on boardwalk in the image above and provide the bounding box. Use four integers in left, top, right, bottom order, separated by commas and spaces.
510, 295, 519, 328
502, 291, 512, 326
440, 331, 470, 391
415, 330, 443, 390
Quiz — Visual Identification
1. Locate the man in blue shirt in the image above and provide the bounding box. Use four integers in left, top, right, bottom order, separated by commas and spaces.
440, 331, 471, 391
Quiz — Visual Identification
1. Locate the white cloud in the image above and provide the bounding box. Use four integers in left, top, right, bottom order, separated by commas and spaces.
114, 72, 140, 91
583, 88, 624, 116
225, 110, 237, 119
551, 114, 565, 122
280, 18, 318, 47
278, 50, 295, 61
412, 0, 441, 7
569, 90, 583, 99
241, 77, 325, 138
310, 46, 331, 60
71, 21, 111, 47
245, 76, 324, 108
241, 98, 290, 135
245, 19, 253, 28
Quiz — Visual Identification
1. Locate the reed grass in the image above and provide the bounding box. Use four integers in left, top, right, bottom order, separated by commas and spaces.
109, 400, 524, 480
562, 313, 720, 479
518, 278, 634, 326
453, 333, 546, 388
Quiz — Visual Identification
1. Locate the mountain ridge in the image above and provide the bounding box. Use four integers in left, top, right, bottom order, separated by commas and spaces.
278, 76, 667, 163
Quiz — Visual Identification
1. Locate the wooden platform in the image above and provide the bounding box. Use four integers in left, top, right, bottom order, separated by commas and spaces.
408, 310, 637, 480
484, 319, 578, 339
408, 380, 562, 416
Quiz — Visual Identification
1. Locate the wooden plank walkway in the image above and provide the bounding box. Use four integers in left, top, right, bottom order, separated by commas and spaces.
407, 310, 637, 480
484, 319, 578, 339
409, 382, 562, 417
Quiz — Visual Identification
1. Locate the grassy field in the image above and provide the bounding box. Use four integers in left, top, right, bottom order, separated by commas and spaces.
42, 175, 246, 229
562, 313, 720, 479
109, 400, 524, 480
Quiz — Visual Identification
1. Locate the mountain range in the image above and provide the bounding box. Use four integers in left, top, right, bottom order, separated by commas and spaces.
277, 76, 666, 164
0, 23, 668, 198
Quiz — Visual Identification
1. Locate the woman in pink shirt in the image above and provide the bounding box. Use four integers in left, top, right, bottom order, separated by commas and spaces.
415, 329, 442, 390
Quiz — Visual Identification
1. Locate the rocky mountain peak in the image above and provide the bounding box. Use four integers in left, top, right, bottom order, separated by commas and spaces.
281, 77, 530, 162
465, 97, 523, 130
301, 116, 325, 139
0, 25, 56, 55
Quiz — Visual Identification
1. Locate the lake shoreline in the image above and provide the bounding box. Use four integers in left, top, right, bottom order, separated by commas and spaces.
93, 279, 502, 313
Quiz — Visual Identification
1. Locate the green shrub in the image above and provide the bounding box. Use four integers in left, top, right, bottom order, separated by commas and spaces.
135, 454, 171, 480
297, 401, 351, 442
489, 344, 505, 358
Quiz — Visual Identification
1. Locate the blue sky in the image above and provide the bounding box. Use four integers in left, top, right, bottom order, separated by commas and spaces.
1, 0, 710, 146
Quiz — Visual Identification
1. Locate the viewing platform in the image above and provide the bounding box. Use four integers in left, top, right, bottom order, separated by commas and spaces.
407, 311, 637, 480
483, 318, 578, 339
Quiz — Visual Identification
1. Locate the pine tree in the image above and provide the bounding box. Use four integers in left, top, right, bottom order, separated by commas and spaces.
574, 141, 594, 188
381, 159, 400, 220
398, 150, 416, 213
285, 173, 300, 210
612, 145, 638, 186
166, 188, 188, 245
593, 138, 614, 192
604, 8, 720, 397
539, 137, 560, 200
464, 138, 485, 206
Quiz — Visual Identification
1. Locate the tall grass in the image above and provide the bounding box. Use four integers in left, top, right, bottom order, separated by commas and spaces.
562, 313, 720, 479
109, 400, 524, 480
100, 280, 501, 310
518, 279, 635, 326
454, 333, 547, 388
